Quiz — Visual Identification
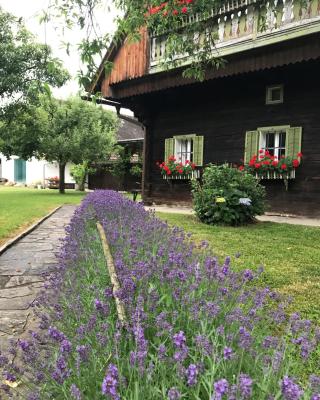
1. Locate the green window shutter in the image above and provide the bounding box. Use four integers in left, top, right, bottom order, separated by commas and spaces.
193, 136, 204, 166
285, 127, 302, 158
244, 131, 259, 164
164, 138, 175, 162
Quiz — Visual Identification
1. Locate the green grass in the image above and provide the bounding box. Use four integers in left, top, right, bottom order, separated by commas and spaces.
0, 187, 86, 245
157, 212, 320, 321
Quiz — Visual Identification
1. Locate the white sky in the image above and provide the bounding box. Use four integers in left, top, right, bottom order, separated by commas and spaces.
0, 0, 118, 99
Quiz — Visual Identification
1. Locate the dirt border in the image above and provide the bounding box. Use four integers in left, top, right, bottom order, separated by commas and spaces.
0, 206, 62, 256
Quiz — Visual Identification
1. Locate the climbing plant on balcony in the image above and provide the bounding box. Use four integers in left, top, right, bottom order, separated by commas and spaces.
43, 0, 244, 87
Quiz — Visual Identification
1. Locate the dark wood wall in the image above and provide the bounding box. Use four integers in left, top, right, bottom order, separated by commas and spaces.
136, 60, 320, 216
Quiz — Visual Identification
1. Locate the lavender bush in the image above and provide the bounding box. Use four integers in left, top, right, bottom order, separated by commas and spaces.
1, 190, 319, 399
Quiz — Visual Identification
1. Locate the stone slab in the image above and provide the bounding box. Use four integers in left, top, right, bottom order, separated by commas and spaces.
0, 310, 30, 334
0, 295, 35, 310
5, 276, 44, 288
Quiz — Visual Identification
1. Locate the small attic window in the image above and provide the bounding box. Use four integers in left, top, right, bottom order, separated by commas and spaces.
266, 85, 284, 105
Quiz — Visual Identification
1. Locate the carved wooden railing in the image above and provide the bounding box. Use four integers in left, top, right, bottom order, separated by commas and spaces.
149, 0, 320, 71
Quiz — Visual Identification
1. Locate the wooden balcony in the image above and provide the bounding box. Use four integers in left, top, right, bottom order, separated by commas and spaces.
149, 0, 320, 72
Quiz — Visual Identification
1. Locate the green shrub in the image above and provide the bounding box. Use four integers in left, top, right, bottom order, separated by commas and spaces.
192, 164, 266, 225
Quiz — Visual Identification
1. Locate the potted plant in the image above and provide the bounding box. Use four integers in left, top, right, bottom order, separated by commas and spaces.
238, 150, 302, 189
47, 176, 60, 189
157, 155, 200, 179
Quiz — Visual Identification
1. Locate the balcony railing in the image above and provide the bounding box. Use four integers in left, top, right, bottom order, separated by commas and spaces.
149, 0, 320, 71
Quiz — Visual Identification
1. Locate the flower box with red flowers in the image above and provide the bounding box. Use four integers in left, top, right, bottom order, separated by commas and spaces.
47, 176, 60, 189
157, 155, 200, 180
238, 150, 302, 181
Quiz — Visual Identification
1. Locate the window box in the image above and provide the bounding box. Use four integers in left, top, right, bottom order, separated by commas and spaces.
241, 125, 302, 189
162, 169, 201, 180
255, 170, 296, 180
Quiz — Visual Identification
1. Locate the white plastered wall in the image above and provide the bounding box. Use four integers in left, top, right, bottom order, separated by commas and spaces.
0, 154, 75, 185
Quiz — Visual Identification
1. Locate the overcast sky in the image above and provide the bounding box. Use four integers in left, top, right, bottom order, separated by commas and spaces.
0, 0, 118, 99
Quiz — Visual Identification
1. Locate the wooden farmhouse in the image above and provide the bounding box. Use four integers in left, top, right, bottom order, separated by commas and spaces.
91, 0, 320, 216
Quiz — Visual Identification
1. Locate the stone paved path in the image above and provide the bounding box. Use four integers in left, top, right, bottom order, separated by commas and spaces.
0, 205, 77, 353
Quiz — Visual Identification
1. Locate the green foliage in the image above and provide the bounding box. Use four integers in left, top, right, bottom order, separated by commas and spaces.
192, 164, 266, 225
38, 97, 118, 165
109, 146, 142, 179
0, 7, 69, 118
42, 0, 246, 87
70, 162, 96, 191
0, 96, 119, 193
130, 163, 142, 177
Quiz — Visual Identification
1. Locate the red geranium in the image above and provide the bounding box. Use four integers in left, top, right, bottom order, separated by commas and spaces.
281, 164, 287, 170
158, 155, 197, 177
292, 159, 300, 168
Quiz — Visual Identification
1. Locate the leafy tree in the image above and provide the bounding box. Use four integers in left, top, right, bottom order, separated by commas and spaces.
0, 97, 119, 193
70, 162, 97, 191
0, 7, 69, 119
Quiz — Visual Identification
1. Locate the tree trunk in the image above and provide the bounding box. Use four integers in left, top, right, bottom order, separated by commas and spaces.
59, 162, 66, 194
78, 162, 87, 191
78, 181, 85, 191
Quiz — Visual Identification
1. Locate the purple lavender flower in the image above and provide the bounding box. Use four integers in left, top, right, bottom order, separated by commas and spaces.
0, 354, 9, 367
158, 344, 166, 360
4, 371, 16, 382
76, 345, 90, 362
223, 346, 233, 360
18, 339, 31, 351
173, 331, 186, 348
60, 339, 72, 353
238, 327, 252, 349
94, 298, 109, 316
239, 374, 253, 398
311, 395, 320, 400
213, 378, 229, 399
243, 269, 254, 281
310, 375, 320, 393
102, 364, 120, 400
48, 326, 66, 342
70, 383, 82, 399
281, 376, 303, 400
186, 364, 198, 386
195, 335, 212, 356
168, 387, 181, 399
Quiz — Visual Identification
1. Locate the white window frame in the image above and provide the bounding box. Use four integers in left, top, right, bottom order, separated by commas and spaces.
174, 134, 195, 163
266, 85, 284, 105
258, 125, 289, 159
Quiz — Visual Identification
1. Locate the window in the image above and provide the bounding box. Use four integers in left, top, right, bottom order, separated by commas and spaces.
244, 126, 302, 164
260, 130, 286, 159
164, 135, 204, 166
266, 85, 284, 105
175, 137, 193, 163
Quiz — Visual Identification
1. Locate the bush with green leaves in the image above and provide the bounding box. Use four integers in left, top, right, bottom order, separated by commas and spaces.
192, 164, 266, 225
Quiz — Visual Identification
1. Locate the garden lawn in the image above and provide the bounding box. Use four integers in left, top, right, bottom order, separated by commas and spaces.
157, 212, 320, 321
0, 187, 86, 246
